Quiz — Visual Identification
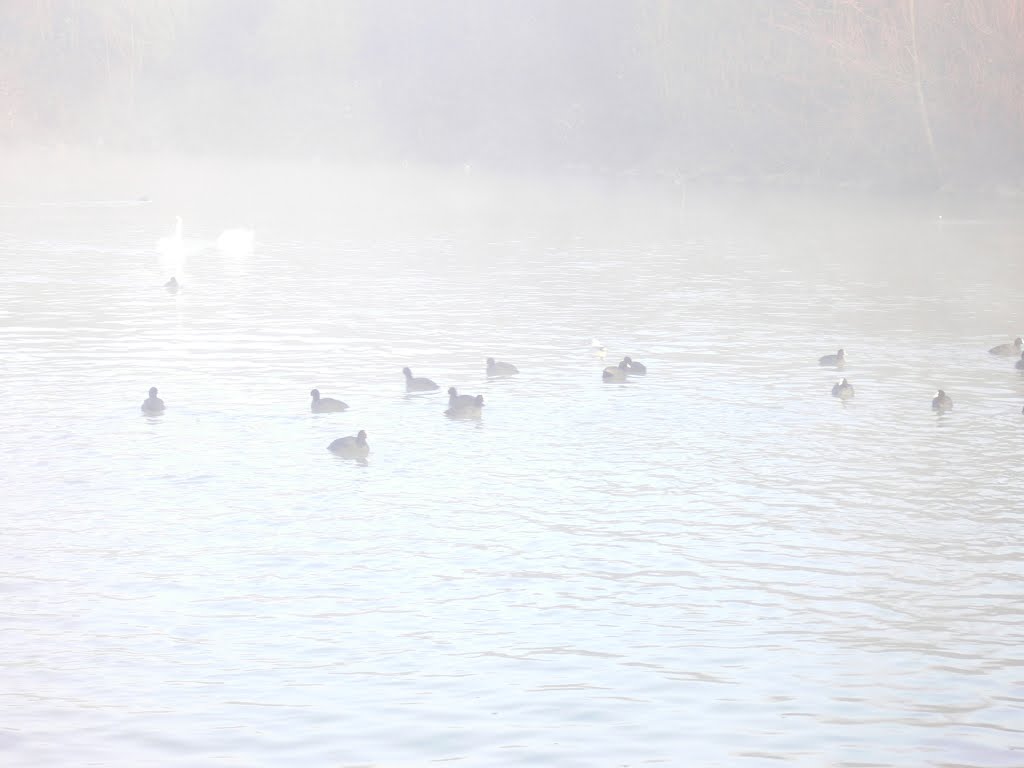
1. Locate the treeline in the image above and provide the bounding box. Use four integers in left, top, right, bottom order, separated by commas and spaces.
2, 0, 1022, 187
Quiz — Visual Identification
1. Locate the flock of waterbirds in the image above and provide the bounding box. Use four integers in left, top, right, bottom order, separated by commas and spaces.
148, 218, 1024, 458
140, 335, 1024, 461
140, 358, 527, 460
818, 337, 1024, 413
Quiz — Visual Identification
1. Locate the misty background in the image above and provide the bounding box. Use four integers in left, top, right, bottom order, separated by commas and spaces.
3, 0, 1024, 191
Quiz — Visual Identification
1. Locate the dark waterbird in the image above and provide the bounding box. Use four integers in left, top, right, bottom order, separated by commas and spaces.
486, 357, 519, 377
989, 337, 1022, 356
603, 360, 629, 382
310, 389, 348, 413
932, 390, 953, 412
446, 387, 484, 417
819, 349, 845, 367
141, 386, 165, 414
831, 378, 855, 400
403, 367, 439, 392
622, 356, 647, 374
328, 430, 369, 458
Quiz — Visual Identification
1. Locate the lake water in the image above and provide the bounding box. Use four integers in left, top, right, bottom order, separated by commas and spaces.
2, 159, 1023, 766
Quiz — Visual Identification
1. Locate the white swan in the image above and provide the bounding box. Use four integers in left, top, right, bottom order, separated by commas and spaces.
216, 227, 254, 256
156, 215, 183, 251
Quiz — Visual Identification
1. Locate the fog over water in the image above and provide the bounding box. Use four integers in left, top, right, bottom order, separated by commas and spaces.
2, 2, 1023, 767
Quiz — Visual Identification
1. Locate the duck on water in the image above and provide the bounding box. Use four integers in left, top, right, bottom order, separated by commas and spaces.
831, 378, 854, 400
446, 387, 484, 417
621, 356, 646, 374
602, 360, 629, 382
989, 337, 1022, 356
819, 349, 845, 367
486, 357, 519, 377
310, 389, 348, 413
328, 430, 369, 458
932, 390, 953, 412
403, 367, 439, 392
141, 387, 165, 414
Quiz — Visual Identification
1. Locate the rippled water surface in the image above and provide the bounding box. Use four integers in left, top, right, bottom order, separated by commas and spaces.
2, 170, 1023, 767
